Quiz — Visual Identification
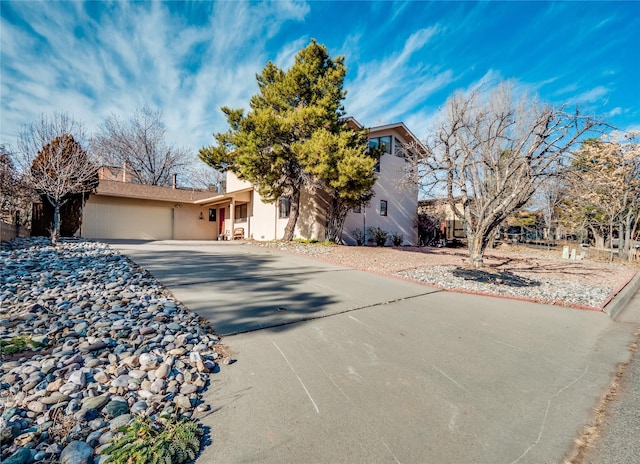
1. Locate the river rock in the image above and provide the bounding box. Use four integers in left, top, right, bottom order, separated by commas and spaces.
60, 440, 93, 464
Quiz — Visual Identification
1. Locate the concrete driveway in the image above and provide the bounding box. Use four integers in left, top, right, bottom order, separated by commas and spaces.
110, 240, 637, 464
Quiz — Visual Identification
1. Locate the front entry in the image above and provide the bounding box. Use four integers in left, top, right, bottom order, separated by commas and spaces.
219, 208, 225, 237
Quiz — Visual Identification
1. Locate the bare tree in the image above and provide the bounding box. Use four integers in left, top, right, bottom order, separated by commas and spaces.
18, 113, 98, 241
182, 165, 225, 192
91, 105, 191, 186
410, 81, 600, 267
534, 177, 565, 241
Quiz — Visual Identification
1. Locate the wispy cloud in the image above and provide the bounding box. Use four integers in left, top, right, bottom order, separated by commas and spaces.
0, 1, 310, 155
344, 26, 453, 127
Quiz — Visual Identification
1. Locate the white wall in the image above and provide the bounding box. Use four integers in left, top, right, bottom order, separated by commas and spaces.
342, 129, 418, 246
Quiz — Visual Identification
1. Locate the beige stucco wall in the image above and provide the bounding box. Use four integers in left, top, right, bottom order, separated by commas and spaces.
83, 196, 217, 240
173, 203, 217, 240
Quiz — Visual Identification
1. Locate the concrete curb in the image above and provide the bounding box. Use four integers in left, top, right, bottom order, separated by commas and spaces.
603, 271, 640, 320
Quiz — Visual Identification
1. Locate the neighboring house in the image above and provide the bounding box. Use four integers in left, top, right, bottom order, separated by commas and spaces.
418, 199, 466, 241
81, 118, 426, 244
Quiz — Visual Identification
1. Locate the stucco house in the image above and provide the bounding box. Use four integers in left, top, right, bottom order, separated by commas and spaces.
81, 118, 425, 244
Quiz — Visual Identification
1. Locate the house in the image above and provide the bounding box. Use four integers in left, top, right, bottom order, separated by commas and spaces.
215, 118, 425, 245
418, 198, 466, 242
81, 118, 426, 244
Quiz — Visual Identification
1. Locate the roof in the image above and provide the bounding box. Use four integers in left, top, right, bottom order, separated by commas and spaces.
95, 180, 218, 203
344, 116, 428, 156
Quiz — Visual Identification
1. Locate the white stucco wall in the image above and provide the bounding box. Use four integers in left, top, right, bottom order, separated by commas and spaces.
342, 130, 418, 246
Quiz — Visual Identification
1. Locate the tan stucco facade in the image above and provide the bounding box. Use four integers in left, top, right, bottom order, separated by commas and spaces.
82, 195, 218, 240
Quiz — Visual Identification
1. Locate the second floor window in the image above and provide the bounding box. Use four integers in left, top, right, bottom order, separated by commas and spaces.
369, 136, 391, 172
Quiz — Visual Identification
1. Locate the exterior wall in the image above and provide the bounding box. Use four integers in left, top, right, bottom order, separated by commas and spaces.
296, 188, 328, 242
249, 193, 281, 240
173, 203, 217, 240
342, 129, 418, 245
225, 172, 252, 192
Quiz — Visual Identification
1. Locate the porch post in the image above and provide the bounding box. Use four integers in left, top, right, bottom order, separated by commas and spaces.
228, 196, 235, 239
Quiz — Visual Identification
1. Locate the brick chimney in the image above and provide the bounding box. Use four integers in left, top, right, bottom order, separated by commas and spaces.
172, 173, 177, 189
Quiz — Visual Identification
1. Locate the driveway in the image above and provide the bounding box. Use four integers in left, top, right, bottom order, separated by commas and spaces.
110, 240, 637, 464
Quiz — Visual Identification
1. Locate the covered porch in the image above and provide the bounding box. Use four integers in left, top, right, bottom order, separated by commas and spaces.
196, 187, 254, 240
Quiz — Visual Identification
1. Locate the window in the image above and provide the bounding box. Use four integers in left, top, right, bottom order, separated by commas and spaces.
235, 204, 248, 219
279, 197, 291, 218
380, 200, 388, 216
209, 208, 216, 222
394, 137, 405, 158
369, 136, 392, 172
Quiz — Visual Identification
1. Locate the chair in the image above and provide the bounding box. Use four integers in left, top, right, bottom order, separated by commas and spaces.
233, 227, 245, 240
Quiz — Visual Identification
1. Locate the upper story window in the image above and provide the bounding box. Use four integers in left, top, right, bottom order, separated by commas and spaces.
279, 197, 291, 218
369, 136, 392, 172
394, 137, 405, 158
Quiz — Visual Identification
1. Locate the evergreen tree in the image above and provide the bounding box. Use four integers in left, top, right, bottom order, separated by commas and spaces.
200, 40, 374, 241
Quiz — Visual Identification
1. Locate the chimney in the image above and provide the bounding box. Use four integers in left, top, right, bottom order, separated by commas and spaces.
172, 173, 177, 189
122, 162, 127, 182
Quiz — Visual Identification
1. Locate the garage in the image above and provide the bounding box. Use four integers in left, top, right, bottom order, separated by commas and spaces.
83, 201, 173, 240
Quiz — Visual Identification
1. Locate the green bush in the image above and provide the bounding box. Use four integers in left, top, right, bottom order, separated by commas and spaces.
391, 232, 404, 246
367, 227, 388, 247
352, 228, 366, 246
103, 417, 203, 464
0, 335, 39, 354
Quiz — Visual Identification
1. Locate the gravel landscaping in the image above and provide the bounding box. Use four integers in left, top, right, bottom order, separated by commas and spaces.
0, 238, 222, 464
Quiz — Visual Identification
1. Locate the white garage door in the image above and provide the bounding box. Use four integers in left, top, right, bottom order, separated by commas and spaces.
83, 202, 173, 240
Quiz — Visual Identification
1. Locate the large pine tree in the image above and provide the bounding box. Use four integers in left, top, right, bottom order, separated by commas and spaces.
199, 40, 374, 241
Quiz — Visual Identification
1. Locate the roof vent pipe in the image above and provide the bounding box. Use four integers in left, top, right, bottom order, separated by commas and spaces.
172, 173, 177, 189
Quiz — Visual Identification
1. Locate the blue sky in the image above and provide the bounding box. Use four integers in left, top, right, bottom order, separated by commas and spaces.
1, 0, 639, 161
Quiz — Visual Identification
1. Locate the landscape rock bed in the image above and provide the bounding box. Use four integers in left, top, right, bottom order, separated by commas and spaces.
398, 266, 613, 308
254, 241, 638, 310
0, 238, 219, 464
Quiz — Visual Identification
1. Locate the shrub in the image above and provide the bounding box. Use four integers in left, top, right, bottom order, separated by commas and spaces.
103, 417, 203, 464
293, 238, 318, 244
0, 335, 40, 355
352, 228, 365, 246
391, 232, 404, 246
367, 227, 388, 246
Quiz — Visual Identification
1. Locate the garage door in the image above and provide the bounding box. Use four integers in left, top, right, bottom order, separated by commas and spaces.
83, 202, 173, 240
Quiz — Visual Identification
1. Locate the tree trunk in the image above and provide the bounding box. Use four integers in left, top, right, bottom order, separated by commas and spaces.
325, 198, 349, 243
591, 227, 605, 249
52, 203, 61, 243
467, 232, 486, 268
282, 188, 301, 241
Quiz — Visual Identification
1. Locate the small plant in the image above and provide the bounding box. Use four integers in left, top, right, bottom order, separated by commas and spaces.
103, 416, 203, 464
0, 335, 40, 355
352, 228, 366, 246
367, 227, 388, 247
391, 232, 404, 246
293, 238, 319, 244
